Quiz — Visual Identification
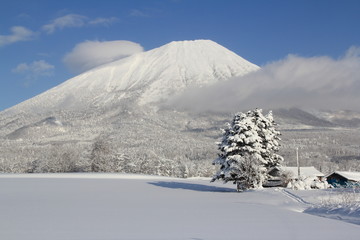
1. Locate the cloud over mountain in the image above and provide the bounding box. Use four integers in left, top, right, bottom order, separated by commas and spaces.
169, 46, 360, 111
63, 40, 144, 73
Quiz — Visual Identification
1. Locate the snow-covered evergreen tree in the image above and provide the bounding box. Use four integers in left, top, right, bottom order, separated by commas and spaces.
211, 108, 283, 191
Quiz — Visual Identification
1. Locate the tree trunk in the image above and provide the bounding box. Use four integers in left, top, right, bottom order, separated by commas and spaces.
236, 181, 242, 192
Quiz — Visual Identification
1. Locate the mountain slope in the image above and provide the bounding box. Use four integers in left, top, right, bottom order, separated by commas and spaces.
4, 40, 259, 114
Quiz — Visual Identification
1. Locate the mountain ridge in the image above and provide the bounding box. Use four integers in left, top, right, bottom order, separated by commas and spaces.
3, 39, 260, 114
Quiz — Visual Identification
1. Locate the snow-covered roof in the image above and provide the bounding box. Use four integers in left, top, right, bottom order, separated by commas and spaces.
281, 166, 324, 178
329, 171, 360, 182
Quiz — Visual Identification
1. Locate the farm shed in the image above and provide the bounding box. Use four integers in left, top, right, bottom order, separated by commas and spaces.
326, 171, 360, 187
281, 166, 325, 180
265, 166, 325, 187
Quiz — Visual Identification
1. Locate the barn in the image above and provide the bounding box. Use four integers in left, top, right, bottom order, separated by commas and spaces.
265, 166, 325, 187
281, 166, 325, 181
326, 171, 360, 187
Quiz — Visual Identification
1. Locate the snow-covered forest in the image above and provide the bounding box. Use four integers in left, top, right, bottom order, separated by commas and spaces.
1, 107, 360, 177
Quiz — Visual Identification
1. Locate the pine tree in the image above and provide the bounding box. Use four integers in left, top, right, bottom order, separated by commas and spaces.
211, 108, 283, 191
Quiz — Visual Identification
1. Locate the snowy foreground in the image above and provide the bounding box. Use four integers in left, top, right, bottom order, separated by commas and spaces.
0, 174, 360, 240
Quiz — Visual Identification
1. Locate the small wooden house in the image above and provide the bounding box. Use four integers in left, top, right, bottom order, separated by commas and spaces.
281, 166, 325, 181
326, 171, 360, 187
264, 166, 325, 187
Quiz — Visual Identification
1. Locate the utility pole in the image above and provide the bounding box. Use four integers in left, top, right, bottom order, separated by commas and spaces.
296, 147, 300, 179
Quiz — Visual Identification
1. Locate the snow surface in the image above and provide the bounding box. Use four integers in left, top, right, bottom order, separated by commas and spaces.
0, 173, 359, 240
288, 188, 360, 225
4, 40, 259, 113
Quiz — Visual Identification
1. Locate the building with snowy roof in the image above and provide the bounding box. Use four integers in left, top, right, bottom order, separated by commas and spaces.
281, 166, 325, 180
326, 171, 360, 187
264, 166, 325, 187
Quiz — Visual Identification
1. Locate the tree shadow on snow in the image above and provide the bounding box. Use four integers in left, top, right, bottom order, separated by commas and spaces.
148, 181, 236, 192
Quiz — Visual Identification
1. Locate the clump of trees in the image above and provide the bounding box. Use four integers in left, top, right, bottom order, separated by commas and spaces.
211, 108, 283, 191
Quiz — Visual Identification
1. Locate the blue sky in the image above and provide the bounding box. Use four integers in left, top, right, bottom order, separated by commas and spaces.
1, 0, 360, 111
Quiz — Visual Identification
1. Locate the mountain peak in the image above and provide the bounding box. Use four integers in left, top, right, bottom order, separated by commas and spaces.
4, 40, 259, 113
161, 39, 220, 48
135, 39, 259, 105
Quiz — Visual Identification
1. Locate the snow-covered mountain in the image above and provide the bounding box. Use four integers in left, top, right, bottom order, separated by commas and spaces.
1, 40, 360, 176
0, 39, 262, 175
4, 40, 259, 114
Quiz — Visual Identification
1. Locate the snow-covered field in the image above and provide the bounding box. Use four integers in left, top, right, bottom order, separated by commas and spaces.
0, 173, 359, 240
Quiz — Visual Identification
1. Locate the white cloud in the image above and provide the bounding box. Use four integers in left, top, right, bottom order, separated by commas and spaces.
12, 60, 55, 80
42, 14, 88, 34
129, 8, 162, 18
345, 46, 360, 58
168, 47, 360, 111
129, 9, 148, 17
63, 40, 144, 73
0, 26, 36, 47
42, 14, 119, 34
88, 17, 119, 26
